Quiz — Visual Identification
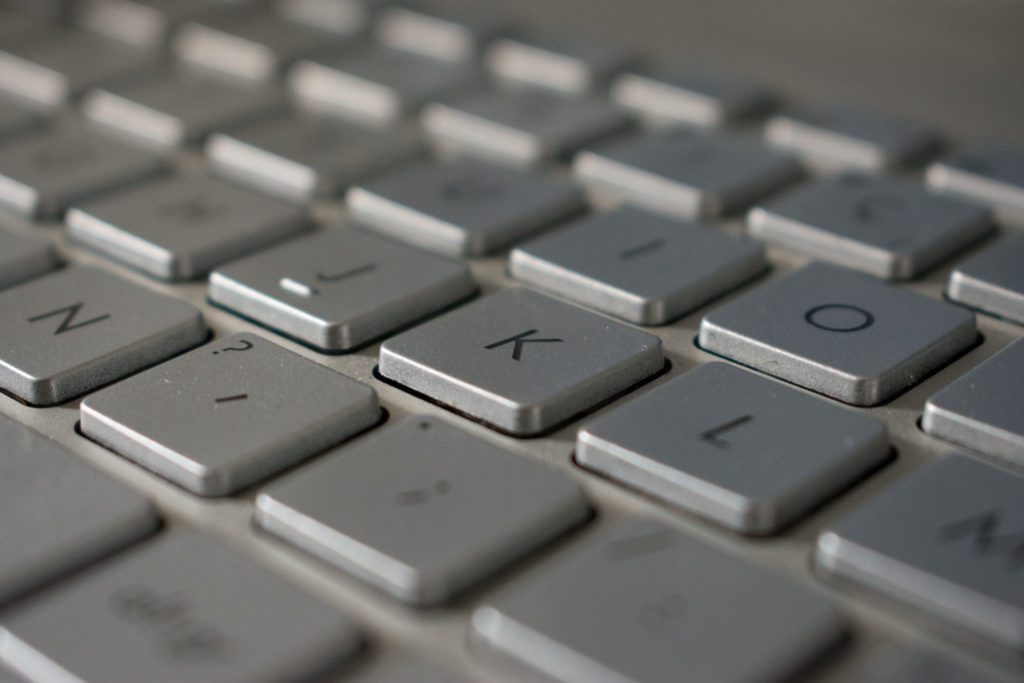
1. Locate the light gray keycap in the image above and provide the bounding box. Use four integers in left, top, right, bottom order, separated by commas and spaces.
81, 332, 379, 495
699, 262, 977, 405
612, 66, 776, 128
817, 454, 1024, 651
0, 266, 205, 405
578, 363, 889, 534
748, 174, 994, 280
486, 34, 635, 95
348, 159, 582, 256
206, 113, 421, 200
0, 413, 159, 607
765, 105, 941, 172
423, 88, 632, 168
0, 98, 39, 141
948, 233, 1024, 325
258, 416, 590, 604
0, 223, 58, 290
379, 288, 663, 435
66, 173, 309, 281
574, 129, 802, 219
511, 206, 766, 325
0, 532, 363, 683
0, 125, 166, 218
277, 0, 386, 36
376, 1, 508, 63
210, 227, 476, 351
927, 145, 1024, 223
75, 0, 232, 48
290, 48, 477, 125
83, 70, 286, 151
473, 520, 844, 683
923, 339, 1024, 464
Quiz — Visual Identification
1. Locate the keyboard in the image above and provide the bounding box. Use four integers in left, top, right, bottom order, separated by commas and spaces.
1, 1, 1023, 681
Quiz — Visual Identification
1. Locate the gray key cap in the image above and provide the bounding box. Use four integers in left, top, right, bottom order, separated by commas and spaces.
0, 413, 159, 607
923, 339, 1024, 464
348, 159, 582, 257
748, 174, 994, 280
927, 145, 1024, 224
699, 262, 977, 405
612, 66, 776, 128
948, 233, 1024, 325
340, 653, 472, 683
0, 125, 166, 218
510, 206, 766, 325
277, 0, 386, 36
0, 98, 39, 141
82, 70, 286, 150
379, 288, 663, 435
210, 227, 476, 352
66, 173, 309, 281
486, 34, 635, 95
290, 48, 478, 125
816, 454, 1024, 651
765, 105, 941, 172
206, 113, 421, 200
0, 532, 362, 683
0, 222, 58, 290
376, 1, 508, 63
257, 416, 590, 604
579, 363, 890, 534
868, 650, 1007, 683
422, 88, 631, 168
81, 332, 379, 495
473, 520, 844, 683
0, 266, 205, 405
574, 129, 802, 219
75, 0, 233, 48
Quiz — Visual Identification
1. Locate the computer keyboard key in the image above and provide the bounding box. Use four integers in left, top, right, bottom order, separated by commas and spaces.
75, 0, 232, 48
0, 125, 166, 218
0, 266, 205, 405
748, 174, 994, 280
210, 227, 475, 352
869, 650, 1006, 683
379, 287, 663, 435
66, 173, 309, 281
0, 413, 159, 607
206, 113, 421, 200
257, 416, 590, 604
578, 363, 890, 534
81, 332, 379, 496
947, 233, 1024, 325
83, 70, 286, 151
486, 34, 635, 95
510, 206, 766, 325
0, 98, 39, 141
574, 129, 802, 219
817, 454, 1024, 651
376, 1, 508, 63
0, 223, 58, 290
277, 0, 386, 36
422, 88, 632, 168
699, 262, 977, 405
927, 145, 1024, 222
0, 532, 363, 683
340, 653, 472, 683
765, 105, 941, 172
348, 159, 582, 257
473, 520, 844, 683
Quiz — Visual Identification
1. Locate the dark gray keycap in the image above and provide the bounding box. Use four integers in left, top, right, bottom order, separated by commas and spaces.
748, 174, 993, 280
206, 113, 421, 200
379, 288, 663, 435
817, 454, 1024, 651
699, 262, 977, 405
510, 206, 766, 325
948, 233, 1024, 325
277, 0, 386, 36
923, 339, 1024, 464
927, 145, 1024, 222
0, 125, 166, 218
765, 105, 941, 172
75, 0, 231, 48
81, 332, 379, 496
258, 416, 590, 604
0, 413, 159, 607
486, 34, 635, 95
578, 363, 890, 534
574, 129, 802, 219
422, 88, 632, 168
0, 98, 39, 141
66, 173, 309, 281
0, 222, 58, 290
0, 532, 363, 683
473, 520, 844, 683
210, 227, 476, 352
348, 159, 582, 256
0, 266, 205, 405
375, 1, 508, 62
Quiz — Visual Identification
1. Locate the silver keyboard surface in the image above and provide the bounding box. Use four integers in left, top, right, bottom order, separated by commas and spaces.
1, 1, 1024, 682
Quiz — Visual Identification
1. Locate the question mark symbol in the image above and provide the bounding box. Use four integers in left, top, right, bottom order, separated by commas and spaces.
212, 340, 254, 355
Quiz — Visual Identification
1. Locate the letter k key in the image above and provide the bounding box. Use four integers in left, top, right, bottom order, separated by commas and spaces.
485, 329, 563, 361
